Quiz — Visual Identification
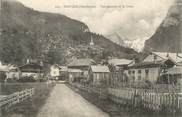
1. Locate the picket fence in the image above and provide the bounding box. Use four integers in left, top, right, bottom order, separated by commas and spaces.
71, 83, 108, 98
108, 88, 182, 114
70, 83, 182, 114
0, 88, 35, 111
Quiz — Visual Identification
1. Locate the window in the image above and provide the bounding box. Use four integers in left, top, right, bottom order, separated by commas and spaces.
138, 76, 142, 80
138, 70, 141, 74
132, 71, 135, 74
133, 76, 135, 81
128, 70, 131, 74
145, 69, 149, 79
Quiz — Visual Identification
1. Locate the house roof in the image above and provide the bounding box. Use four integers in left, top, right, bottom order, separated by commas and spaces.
0, 62, 16, 72
129, 59, 175, 69
90, 66, 110, 73
68, 69, 83, 73
0, 65, 9, 72
51, 64, 61, 69
177, 62, 182, 66
108, 59, 132, 66
68, 59, 96, 67
19, 63, 43, 72
152, 52, 182, 63
164, 67, 182, 75
59, 66, 68, 72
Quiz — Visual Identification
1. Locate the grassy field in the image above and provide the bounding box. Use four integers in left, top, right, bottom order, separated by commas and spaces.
0, 82, 55, 117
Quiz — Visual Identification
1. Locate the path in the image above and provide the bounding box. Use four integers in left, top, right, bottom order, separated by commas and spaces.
37, 84, 110, 117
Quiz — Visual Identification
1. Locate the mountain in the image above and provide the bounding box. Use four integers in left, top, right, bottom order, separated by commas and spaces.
144, 0, 182, 53
0, 0, 137, 65
107, 33, 146, 52
106, 33, 126, 46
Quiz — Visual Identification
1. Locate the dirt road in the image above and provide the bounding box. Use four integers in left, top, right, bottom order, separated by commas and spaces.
37, 84, 110, 117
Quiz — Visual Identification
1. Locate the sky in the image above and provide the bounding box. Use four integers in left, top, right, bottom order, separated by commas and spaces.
16, 0, 174, 41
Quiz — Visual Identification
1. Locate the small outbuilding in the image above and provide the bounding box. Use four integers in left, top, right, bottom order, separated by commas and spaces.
68, 69, 83, 83
108, 59, 133, 86
159, 66, 182, 85
89, 65, 110, 86
68, 58, 96, 77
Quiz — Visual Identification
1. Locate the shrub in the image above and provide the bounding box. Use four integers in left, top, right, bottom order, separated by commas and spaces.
0, 72, 6, 82
17, 76, 36, 82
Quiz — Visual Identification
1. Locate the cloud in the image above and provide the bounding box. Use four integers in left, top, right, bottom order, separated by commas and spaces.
17, 0, 174, 40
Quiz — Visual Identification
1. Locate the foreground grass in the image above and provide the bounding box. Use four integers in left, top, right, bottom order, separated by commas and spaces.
1, 82, 55, 117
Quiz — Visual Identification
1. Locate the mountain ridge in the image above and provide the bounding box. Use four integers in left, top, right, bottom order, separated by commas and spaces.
0, 0, 137, 65
144, 0, 182, 53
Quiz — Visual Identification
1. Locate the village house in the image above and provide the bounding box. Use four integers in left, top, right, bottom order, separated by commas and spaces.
6, 66, 19, 80
159, 66, 182, 85
143, 52, 182, 65
125, 52, 182, 85
50, 64, 61, 80
18, 62, 44, 80
59, 66, 68, 81
0, 62, 19, 82
108, 59, 133, 86
0, 61, 8, 74
68, 58, 96, 78
68, 69, 83, 83
0, 62, 9, 82
88, 65, 110, 86
108, 59, 133, 71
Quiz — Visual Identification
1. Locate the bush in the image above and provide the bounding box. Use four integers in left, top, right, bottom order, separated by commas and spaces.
6, 78, 18, 83
17, 76, 36, 82
0, 72, 6, 82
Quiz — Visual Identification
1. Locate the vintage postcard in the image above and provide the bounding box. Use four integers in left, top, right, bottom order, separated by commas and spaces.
0, 0, 182, 117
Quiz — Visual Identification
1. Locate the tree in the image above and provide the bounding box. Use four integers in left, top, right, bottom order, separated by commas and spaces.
46, 49, 63, 64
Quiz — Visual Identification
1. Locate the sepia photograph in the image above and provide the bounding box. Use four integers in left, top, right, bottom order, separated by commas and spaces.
0, 0, 182, 117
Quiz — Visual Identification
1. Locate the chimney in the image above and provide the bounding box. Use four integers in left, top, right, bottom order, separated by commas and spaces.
132, 58, 136, 64
177, 53, 178, 58
154, 55, 157, 63
26, 59, 30, 64
40, 61, 43, 66
166, 53, 169, 57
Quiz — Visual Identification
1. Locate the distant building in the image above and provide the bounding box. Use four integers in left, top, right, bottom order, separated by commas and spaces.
59, 66, 68, 74
18, 63, 44, 80
125, 52, 180, 84
68, 69, 83, 83
50, 64, 61, 80
159, 66, 182, 85
68, 58, 96, 78
143, 52, 182, 65
108, 59, 133, 86
89, 65, 110, 86
0, 62, 9, 72
59, 66, 68, 81
0, 62, 19, 81
108, 59, 133, 71
0, 62, 9, 81
6, 66, 19, 79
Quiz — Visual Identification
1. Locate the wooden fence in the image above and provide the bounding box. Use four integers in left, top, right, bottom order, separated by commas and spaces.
0, 88, 35, 111
108, 88, 182, 114
70, 83, 182, 114
70, 83, 108, 99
